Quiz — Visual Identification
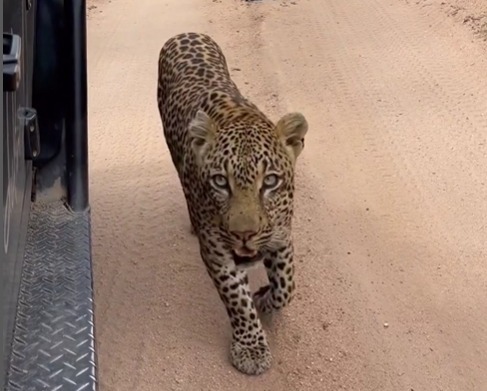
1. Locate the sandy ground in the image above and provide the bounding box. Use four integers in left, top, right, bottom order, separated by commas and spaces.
87, 0, 487, 390
404, 0, 487, 46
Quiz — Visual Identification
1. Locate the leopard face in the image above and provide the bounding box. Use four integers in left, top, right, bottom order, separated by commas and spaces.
188, 110, 307, 268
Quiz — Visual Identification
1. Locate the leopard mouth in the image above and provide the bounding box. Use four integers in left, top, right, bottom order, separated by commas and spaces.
232, 249, 263, 267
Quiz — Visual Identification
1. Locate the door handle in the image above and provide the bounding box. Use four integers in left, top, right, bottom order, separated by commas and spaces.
3, 33, 22, 92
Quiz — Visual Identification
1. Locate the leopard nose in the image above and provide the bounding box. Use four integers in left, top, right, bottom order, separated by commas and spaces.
231, 230, 256, 241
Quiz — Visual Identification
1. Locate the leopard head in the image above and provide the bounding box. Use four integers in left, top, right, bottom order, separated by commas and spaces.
189, 109, 308, 264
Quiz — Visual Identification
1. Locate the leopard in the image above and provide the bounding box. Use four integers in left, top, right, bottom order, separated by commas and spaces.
157, 32, 308, 375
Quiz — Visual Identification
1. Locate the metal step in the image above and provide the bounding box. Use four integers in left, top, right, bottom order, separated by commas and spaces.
6, 201, 97, 391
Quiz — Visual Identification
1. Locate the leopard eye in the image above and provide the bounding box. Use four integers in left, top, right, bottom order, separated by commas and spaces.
211, 174, 228, 189
263, 174, 280, 189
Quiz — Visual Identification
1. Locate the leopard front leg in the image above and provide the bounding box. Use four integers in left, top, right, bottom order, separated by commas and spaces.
201, 249, 272, 375
253, 242, 296, 314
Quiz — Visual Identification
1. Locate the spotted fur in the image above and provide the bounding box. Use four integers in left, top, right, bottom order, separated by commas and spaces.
157, 32, 308, 375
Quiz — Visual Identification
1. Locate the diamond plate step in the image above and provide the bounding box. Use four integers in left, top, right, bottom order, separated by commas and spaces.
6, 201, 97, 391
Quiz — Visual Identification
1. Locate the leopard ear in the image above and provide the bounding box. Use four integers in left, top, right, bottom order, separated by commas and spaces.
276, 112, 308, 162
189, 110, 216, 163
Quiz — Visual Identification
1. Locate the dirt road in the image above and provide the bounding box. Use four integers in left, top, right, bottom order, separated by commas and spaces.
87, 0, 487, 390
